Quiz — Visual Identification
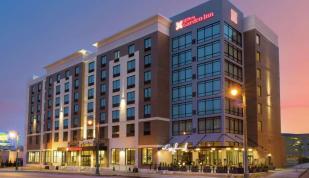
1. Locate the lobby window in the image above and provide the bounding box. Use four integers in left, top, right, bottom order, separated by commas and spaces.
144, 38, 152, 50
224, 60, 242, 81
144, 88, 151, 101
257, 68, 261, 79
144, 104, 151, 118
101, 70, 107, 81
56, 85, 60, 95
197, 41, 220, 61
172, 32, 192, 51
114, 50, 120, 60
142, 148, 152, 165
144, 71, 151, 84
127, 59, 135, 73
172, 67, 192, 84
100, 84, 107, 94
54, 120, 59, 130
100, 98, 106, 109
63, 132, 68, 142
87, 102, 94, 113
112, 95, 120, 107
88, 62, 95, 73
224, 23, 242, 46
112, 110, 119, 122
256, 34, 260, 45
74, 92, 79, 101
257, 85, 262, 96
111, 149, 120, 164
224, 41, 242, 64
127, 107, 135, 120
172, 50, 191, 68
75, 66, 80, 76
63, 119, 68, 129
144, 54, 152, 67
113, 65, 120, 77
55, 97, 60, 107
198, 117, 221, 134
197, 22, 220, 43
127, 91, 135, 104
172, 120, 192, 136
112, 80, 120, 92
88, 75, 95, 86
144, 122, 151, 135
127, 75, 135, 88
112, 126, 119, 138
88, 88, 94, 100
64, 82, 70, 92
74, 79, 79, 89
54, 133, 59, 142
257, 103, 262, 114
256, 51, 261, 62
126, 124, 135, 137
63, 107, 69, 117
172, 84, 192, 101
100, 112, 106, 124
197, 78, 221, 97
198, 98, 221, 115
126, 149, 135, 165
101, 55, 107, 67
128, 44, 135, 56
225, 97, 243, 116
172, 102, 192, 119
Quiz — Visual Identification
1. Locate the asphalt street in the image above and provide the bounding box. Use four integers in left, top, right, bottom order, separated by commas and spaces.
0, 172, 135, 178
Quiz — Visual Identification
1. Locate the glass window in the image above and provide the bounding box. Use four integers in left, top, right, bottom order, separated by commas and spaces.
198, 98, 221, 115
128, 44, 135, 55
197, 78, 221, 97
111, 148, 120, 163
88, 75, 95, 86
256, 34, 260, 45
87, 102, 94, 113
224, 41, 242, 64
197, 22, 220, 43
55, 97, 60, 106
142, 148, 152, 165
172, 67, 192, 84
172, 102, 192, 119
100, 112, 106, 124
257, 85, 262, 96
100, 98, 106, 109
224, 23, 242, 46
198, 117, 221, 133
63, 107, 69, 116
144, 104, 151, 117
74, 79, 79, 88
144, 38, 152, 49
114, 50, 120, 59
144, 122, 151, 135
172, 84, 192, 101
88, 62, 95, 73
172, 50, 191, 68
112, 95, 120, 107
224, 60, 242, 81
88, 88, 94, 99
112, 80, 120, 92
126, 124, 135, 137
197, 41, 220, 61
54, 120, 59, 130
144, 54, 152, 67
172, 32, 192, 51
113, 65, 120, 77
225, 97, 243, 116
101, 55, 107, 66
172, 120, 192, 135
65, 70, 70, 79
127, 107, 135, 120
55, 109, 60, 118
256, 51, 261, 62
56, 74, 61, 82
100, 84, 107, 94
54, 133, 59, 142
101, 70, 107, 80
225, 117, 243, 134
144, 71, 151, 83
112, 110, 120, 122
63, 119, 68, 129
56, 85, 61, 95
126, 149, 135, 165
127, 91, 135, 104
63, 132, 68, 141
64, 82, 70, 92
74, 92, 79, 101
127, 59, 135, 72
127, 75, 135, 88
75, 66, 80, 76
144, 88, 151, 100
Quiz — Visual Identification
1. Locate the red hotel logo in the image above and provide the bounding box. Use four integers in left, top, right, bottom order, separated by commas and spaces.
175, 12, 214, 31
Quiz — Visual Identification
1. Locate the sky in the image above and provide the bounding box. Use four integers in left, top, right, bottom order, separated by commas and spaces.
0, 0, 308, 142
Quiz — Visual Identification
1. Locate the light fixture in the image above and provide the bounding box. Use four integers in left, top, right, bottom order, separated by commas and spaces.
92, 42, 99, 48
87, 120, 93, 126
78, 49, 88, 55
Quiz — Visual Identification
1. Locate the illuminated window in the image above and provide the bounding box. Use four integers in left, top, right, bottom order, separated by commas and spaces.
257, 68, 261, 79
257, 103, 262, 114
256, 34, 260, 45
126, 149, 135, 165
126, 124, 135, 137
142, 148, 153, 165
111, 148, 120, 164
114, 50, 120, 59
172, 120, 192, 136
256, 51, 261, 62
257, 85, 262, 96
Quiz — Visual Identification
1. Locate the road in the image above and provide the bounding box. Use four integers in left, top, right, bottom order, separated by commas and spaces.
0, 172, 135, 178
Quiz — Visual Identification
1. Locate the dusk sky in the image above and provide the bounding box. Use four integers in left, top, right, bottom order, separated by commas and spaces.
0, 0, 308, 142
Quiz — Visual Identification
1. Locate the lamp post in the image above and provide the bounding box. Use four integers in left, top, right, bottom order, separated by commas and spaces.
95, 121, 100, 175
9, 131, 19, 171
229, 87, 249, 178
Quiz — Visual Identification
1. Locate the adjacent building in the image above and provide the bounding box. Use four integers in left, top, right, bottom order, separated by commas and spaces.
283, 133, 309, 166
25, 0, 285, 170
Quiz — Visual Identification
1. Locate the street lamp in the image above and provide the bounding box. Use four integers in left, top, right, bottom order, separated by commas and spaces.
9, 130, 19, 171
228, 87, 249, 178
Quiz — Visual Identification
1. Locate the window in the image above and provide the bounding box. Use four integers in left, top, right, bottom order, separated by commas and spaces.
100, 98, 106, 109
64, 82, 70, 92
63, 119, 68, 129
65, 70, 70, 79
256, 34, 260, 45
225, 98, 243, 116
113, 65, 120, 77
87, 129, 93, 139
127, 59, 135, 73
38, 83, 42, 92
74, 79, 79, 89
63, 132, 68, 141
172, 32, 192, 51
75, 66, 80, 76
224, 41, 242, 64
172, 50, 192, 68
72, 130, 78, 141
198, 117, 221, 133
172, 102, 192, 119
112, 80, 120, 92
101, 70, 107, 81
88, 75, 94, 86
172, 67, 192, 84
258, 121, 262, 132
63, 107, 69, 117
126, 149, 135, 165
55, 97, 60, 107
112, 95, 120, 107
172, 120, 192, 136
54, 120, 59, 130
88, 88, 94, 99
224, 23, 242, 46
114, 50, 120, 59
197, 79, 221, 97
127, 91, 135, 104
127, 107, 135, 120
198, 98, 221, 115
47, 99, 52, 108
144, 104, 151, 118
87, 102, 94, 113
257, 85, 262, 96
197, 41, 220, 61
111, 149, 120, 165
100, 84, 107, 94
144, 122, 151, 135
56, 74, 61, 82
142, 71, 151, 84
225, 117, 243, 134
144, 88, 151, 100
197, 60, 221, 79
256, 51, 261, 62
72, 117, 80, 127
55, 109, 60, 118
54, 132, 59, 142
99, 112, 106, 124
128, 44, 135, 56
257, 103, 262, 114
224, 60, 242, 81
144, 38, 152, 49
126, 124, 135, 137
112, 110, 119, 122
74, 92, 79, 101
144, 54, 152, 67
127, 75, 135, 88
142, 148, 152, 165
197, 22, 220, 43
101, 56, 107, 66
257, 68, 261, 79
56, 85, 60, 95
112, 126, 119, 138
88, 62, 95, 73
172, 84, 192, 101
48, 77, 53, 86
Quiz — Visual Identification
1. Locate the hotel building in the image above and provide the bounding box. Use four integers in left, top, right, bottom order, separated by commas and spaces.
25, 0, 284, 170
